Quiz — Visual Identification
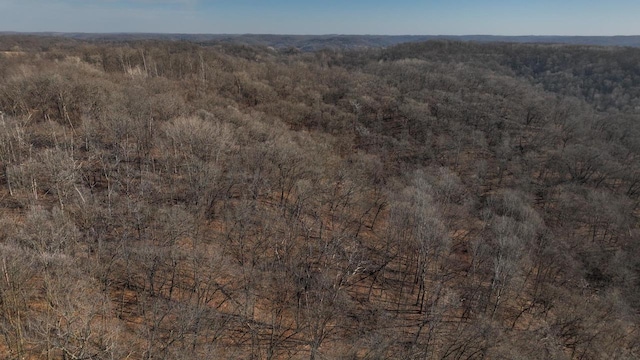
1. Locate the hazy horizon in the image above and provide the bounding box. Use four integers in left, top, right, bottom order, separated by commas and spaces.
1, 0, 639, 36
4, 31, 640, 38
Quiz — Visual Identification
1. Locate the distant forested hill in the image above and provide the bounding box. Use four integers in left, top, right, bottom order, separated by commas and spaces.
2, 32, 640, 50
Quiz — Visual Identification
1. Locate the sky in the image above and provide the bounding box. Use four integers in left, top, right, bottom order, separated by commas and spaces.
1, 0, 639, 36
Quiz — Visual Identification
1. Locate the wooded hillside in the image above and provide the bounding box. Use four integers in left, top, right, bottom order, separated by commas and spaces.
1, 36, 639, 359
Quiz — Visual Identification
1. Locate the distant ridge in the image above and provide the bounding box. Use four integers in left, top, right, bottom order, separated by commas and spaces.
2, 32, 640, 50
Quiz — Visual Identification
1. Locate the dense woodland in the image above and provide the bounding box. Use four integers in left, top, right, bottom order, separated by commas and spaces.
1, 35, 640, 359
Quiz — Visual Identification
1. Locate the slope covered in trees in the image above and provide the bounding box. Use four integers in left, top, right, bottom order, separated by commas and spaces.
0, 36, 639, 359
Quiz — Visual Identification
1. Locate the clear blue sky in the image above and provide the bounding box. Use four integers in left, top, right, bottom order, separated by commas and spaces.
1, 0, 639, 35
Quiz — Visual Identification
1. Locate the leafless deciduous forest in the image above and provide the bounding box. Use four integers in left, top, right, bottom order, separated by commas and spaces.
1, 35, 640, 359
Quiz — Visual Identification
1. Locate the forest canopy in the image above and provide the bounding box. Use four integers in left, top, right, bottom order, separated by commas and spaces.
0, 35, 639, 359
